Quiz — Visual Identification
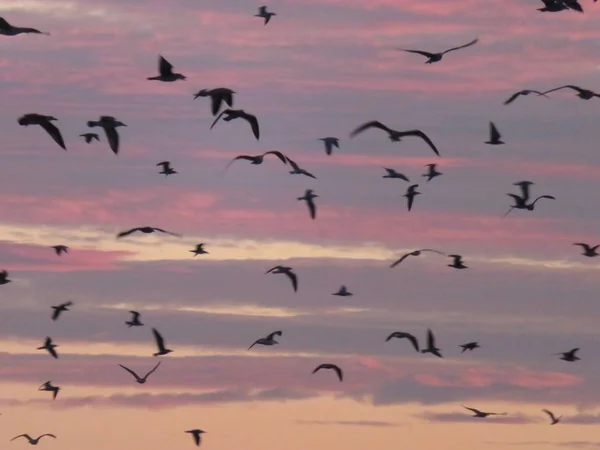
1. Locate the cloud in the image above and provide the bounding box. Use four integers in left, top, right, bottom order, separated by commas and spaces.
296, 420, 401, 427
563, 414, 600, 425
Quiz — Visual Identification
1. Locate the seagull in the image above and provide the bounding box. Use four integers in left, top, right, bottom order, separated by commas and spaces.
485, 122, 504, 145
390, 249, 445, 268
462, 405, 507, 418
156, 161, 177, 176
51, 245, 68, 256
37, 337, 58, 359
185, 430, 206, 447
319, 137, 339, 155
312, 363, 343, 382
51, 301, 73, 321
147, 55, 186, 82
297, 189, 318, 219
117, 227, 181, 238
193, 88, 235, 115
224, 151, 287, 172
210, 109, 260, 140
385, 331, 420, 352
190, 244, 209, 256
350, 121, 440, 156
574, 243, 599, 257
382, 168, 410, 182
125, 311, 144, 328
542, 409, 562, 425
118, 361, 162, 384
0, 17, 49, 36
332, 285, 353, 296
38, 381, 60, 400
79, 133, 99, 143
254, 6, 276, 25
422, 164, 442, 181
503, 90, 548, 105
399, 38, 478, 64
555, 348, 580, 362
18, 114, 66, 150
265, 266, 298, 292
152, 328, 173, 356
0, 270, 12, 285
404, 184, 420, 212
10, 434, 56, 445
248, 331, 282, 350
540, 85, 600, 100
460, 342, 481, 353
448, 254, 468, 269
421, 329, 443, 357
87, 116, 126, 155
286, 156, 317, 179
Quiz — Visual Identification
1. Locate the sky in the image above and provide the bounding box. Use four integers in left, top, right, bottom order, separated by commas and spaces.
0, 0, 600, 449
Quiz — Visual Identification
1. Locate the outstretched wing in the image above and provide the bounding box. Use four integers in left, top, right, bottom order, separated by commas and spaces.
210, 110, 228, 130
266, 330, 283, 340
224, 155, 253, 172
285, 271, 298, 292
462, 405, 480, 414
158, 56, 174, 76
442, 38, 478, 55
350, 121, 392, 138
153, 228, 182, 237
39, 120, 66, 150
400, 49, 436, 58
39, 434, 56, 440
539, 85, 581, 96
241, 112, 260, 140
118, 364, 141, 380
143, 361, 162, 379
10, 435, 29, 442
117, 228, 141, 238
490, 122, 501, 142
426, 328, 436, 348
390, 253, 411, 268
332, 365, 343, 382
0, 17, 12, 31
263, 151, 288, 165
306, 197, 317, 220
152, 328, 167, 351
420, 249, 445, 255
398, 130, 440, 156
542, 409, 556, 421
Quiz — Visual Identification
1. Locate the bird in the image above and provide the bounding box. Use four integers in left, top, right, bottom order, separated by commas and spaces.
422, 164, 442, 181
462, 405, 507, 418
448, 254, 468, 269
0, 270, 12, 285
503, 90, 548, 105
350, 121, 440, 156
385, 331, 420, 352
382, 168, 410, 182
390, 249, 445, 268
540, 85, 600, 100
265, 266, 298, 292
51, 245, 68, 256
10, 434, 56, 445
574, 243, 599, 257
248, 331, 282, 350
51, 301, 73, 321
319, 137, 340, 155
485, 121, 504, 145
185, 430, 206, 447
79, 133, 99, 143
18, 114, 66, 150
555, 348, 580, 362
460, 342, 481, 353
254, 6, 276, 25
421, 329, 443, 357
38, 381, 60, 400
37, 337, 58, 359
193, 88, 235, 115
404, 184, 420, 212
332, 285, 353, 296
563, 0, 584, 12
399, 38, 478, 64
312, 363, 343, 382
297, 189, 318, 219
125, 311, 144, 328
117, 227, 181, 238
224, 151, 288, 172
87, 116, 126, 155
147, 55, 186, 82
0, 17, 49, 36
210, 109, 260, 140
542, 409, 562, 425
537, 0, 569, 11
118, 361, 162, 384
157, 161, 177, 176
151, 328, 173, 356
190, 244, 209, 256
286, 157, 317, 179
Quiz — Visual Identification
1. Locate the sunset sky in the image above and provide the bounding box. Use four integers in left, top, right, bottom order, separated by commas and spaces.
1, 0, 600, 449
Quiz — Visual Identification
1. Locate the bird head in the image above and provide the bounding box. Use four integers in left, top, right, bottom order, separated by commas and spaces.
176, 74, 187, 81
115, 121, 127, 127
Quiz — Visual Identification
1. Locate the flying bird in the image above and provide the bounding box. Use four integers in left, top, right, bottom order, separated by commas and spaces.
0, 17, 49, 36
38, 381, 60, 400
51, 301, 73, 321
460, 342, 481, 353
462, 405, 507, 418
0, 270, 12, 285
390, 249, 445, 268
51, 245, 68, 256
350, 121, 440, 156
537, 0, 569, 11
193, 88, 235, 115
117, 227, 181, 238
297, 189, 318, 219
422, 164, 442, 181
503, 89, 548, 105
79, 133, 99, 143
286, 156, 317, 179
185, 430, 206, 447
382, 168, 410, 182
190, 244, 209, 256
555, 348, 580, 362
421, 329, 443, 357
10, 434, 56, 445
87, 116, 126, 155
265, 265, 298, 292
448, 254, 468, 269
37, 337, 58, 359
248, 331, 282, 350
385, 331, 420, 352
152, 328, 173, 356
540, 85, 600, 100
18, 114, 66, 150
156, 161, 177, 176
224, 151, 287, 172
574, 243, 599, 257
312, 363, 343, 382
332, 285, 353, 296
542, 409, 562, 425
254, 6, 276, 24
125, 311, 144, 328
485, 121, 504, 145
319, 137, 340, 155
118, 361, 162, 384
210, 109, 260, 140
404, 184, 420, 212
399, 38, 478, 64
147, 55, 186, 82
504, 182, 555, 216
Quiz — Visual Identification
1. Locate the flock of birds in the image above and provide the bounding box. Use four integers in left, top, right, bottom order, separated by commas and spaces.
0, 0, 598, 446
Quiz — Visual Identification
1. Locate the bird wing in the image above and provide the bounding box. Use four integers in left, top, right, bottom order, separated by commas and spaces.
117, 228, 141, 238
332, 365, 343, 381
406, 192, 415, 211
285, 270, 298, 292
266, 331, 283, 340
156, 161, 169, 168
401, 49, 436, 58
119, 364, 141, 380
350, 121, 392, 138
427, 329, 436, 348
285, 157, 301, 171
51, 307, 61, 321
490, 122, 501, 142
210, 110, 228, 130
420, 249, 445, 255
39, 120, 66, 150
158, 56, 174, 76
130, 311, 140, 320
397, 130, 440, 156
542, 409, 556, 421
258, 6, 267, 14
503, 92, 522, 105
390, 253, 411, 268
39, 434, 56, 440
248, 339, 260, 350
0, 17, 12, 30
406, 334, 420, 352
143, 361, 162, 379
241, 112, 260, 140
103, 126, 120, 154
462, 405, 480, 414
265, 266, 279, 274
224, 155, 254, 172
264, 151, 288, 165
540, 85, 580, 95
442, 38, 478, 55
573, 243, 590, 251
210, 96, 224, 116
48, 346, 58, 359
10, 435, 28, 442
153, 228, 182, 237
152, 328, 167, 351
307, 197, 317, 220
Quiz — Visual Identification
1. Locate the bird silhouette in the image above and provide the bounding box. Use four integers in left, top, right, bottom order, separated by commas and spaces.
51, 245, 68, 256
0, 17, 49, 36
542, 409, 562, 425
18, 114, 66, 150
210, 109, 260, 140
399, 38, 478, 63
38, 381, 60, 400
382, 168, 410, 182
448, 254, 468, 269
312, 363, 343, 382
51, 301, 73, 321
79, 133, 99, 143
503, 89, 548, 105
332, 285, 353, 296
193, 88, 235, 115
254, 6, 276, 24
421, 329, 442, 357
555, 348, 580, 362
125, 311, 144, 328
265, 266, 298, 292
390, 249, 445, 268
118, 361, 162, 384
459, 342, 481, 353
248, 331, 282, 350
540, 85, 600, 100
319, 137, 339, 155
297, 189, 318, 219
224, 151, 288, 172
185, 430, 206, 447
386, 331, 420, 352
37, 337, 58, 359
117, 227, 181, 238
422, 164, 442, 181
350, 121, 440, 156
462, 405, 507, 418
147, 55, 186, 82
286, 157, 317, 179
190, 244, 209, 256
485, 121, 504, 145
10, 434, 56, 445
156, 161, 177, 176
152, 328, 173, 356
574, 243, 599, 257
0, 270, 12, 285
404, 184, 420, 211
87, 116, 126, 154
